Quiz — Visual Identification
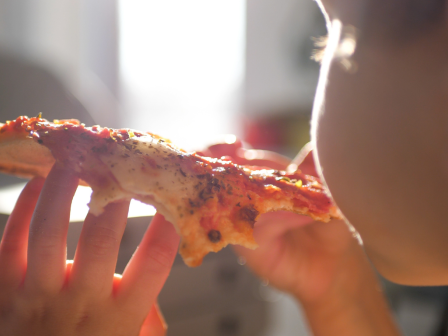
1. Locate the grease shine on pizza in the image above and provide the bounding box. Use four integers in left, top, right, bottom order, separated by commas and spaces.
0, 116, 341, 266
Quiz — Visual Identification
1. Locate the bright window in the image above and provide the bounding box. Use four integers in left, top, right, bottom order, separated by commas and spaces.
119, 0, 245, 150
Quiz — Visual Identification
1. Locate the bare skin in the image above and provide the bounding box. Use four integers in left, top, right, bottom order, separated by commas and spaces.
2, 1, 443, 334
0, 165, 180, 336
206, 142, 401, 336
313, 0, 448, 285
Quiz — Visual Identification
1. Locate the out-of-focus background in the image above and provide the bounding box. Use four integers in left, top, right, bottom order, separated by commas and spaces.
1, 0, 448, 335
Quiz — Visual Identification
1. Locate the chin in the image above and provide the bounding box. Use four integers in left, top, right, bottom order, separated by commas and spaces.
366, 250, 448, 287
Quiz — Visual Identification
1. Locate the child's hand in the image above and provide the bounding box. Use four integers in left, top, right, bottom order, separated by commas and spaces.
205, 140, 400, 335
0, 165, 179, 336
205, 141, 363, 303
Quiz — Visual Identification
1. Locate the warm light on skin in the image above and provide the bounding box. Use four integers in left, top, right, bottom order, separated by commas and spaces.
224, 134, 238, 145
312, 1, 448, 285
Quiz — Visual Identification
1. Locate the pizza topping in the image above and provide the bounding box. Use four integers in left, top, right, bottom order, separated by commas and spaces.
0, 116, 342, 267
238, 205, 259, 227
208, 230, 222, 243
199, 177, 221, 202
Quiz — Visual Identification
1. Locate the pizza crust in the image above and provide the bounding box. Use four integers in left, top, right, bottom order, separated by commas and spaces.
0, 117, 342, 266
0, 123, 55, 179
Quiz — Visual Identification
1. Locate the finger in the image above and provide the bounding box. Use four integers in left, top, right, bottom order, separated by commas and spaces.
25, 165, 78, 292
199, 137, 244, 157
118, 214, 179, 313
139, 303, 167, 336
288, 142, 317, 176
70, 200, 130, 296
252, 211, 314, 245
236, 149, 290, 170
201, 137, 292, 170
0, 178, 44, 288
233, 212, 314, 275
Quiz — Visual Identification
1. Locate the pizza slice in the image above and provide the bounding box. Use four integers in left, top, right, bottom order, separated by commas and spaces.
0, 116, 341, 266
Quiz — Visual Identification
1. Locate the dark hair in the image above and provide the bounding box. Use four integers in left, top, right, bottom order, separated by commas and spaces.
362, 0, 446, 42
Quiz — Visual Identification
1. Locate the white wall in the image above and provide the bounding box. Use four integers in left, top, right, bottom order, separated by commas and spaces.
245, 0, 325, 115
0, 0, 120, 127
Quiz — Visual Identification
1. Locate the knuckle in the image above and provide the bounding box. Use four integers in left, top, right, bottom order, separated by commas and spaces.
31, 240, 60, 259
144, 240, 177, 272
28, 227, 64, 257
84, 226, 119, 257
27, 303, 48, 324
74, 311, 91, 331
0, 292, 91, 333
4, 296, 47, 327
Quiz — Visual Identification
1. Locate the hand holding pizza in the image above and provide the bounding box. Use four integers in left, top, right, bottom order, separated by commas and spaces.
205, 141, 401, 336
0, 165, 179, 336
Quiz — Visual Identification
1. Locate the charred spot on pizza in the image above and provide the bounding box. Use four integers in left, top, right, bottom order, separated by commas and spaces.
188, 198, 202, 208
198, 189, 212, 202
199, 177, 221, 201
0, 116, 341, 267
239, 205, 259, 227
208, 229, 221, 243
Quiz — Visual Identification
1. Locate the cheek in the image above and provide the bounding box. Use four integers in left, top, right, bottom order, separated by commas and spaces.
312, 45, 448, 285
312, 60, 406, 272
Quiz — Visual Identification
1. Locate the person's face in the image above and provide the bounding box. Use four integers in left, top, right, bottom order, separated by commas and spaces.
312, 0, 448, 285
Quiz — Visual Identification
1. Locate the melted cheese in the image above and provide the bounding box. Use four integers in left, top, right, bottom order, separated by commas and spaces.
0, 116, 342, 267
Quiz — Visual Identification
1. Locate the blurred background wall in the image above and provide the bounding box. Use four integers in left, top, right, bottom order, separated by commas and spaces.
244, 0, 325, 156
119, 0, 245, 151
0, 0, 119, 127
0, 0, 323, 153
1, 0, 448, 335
